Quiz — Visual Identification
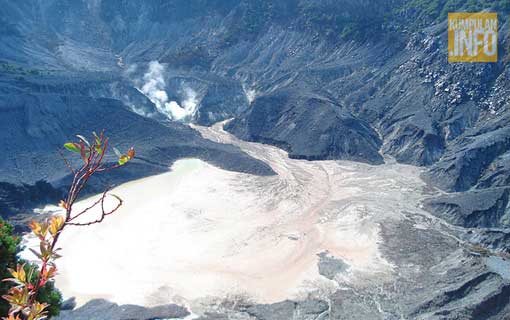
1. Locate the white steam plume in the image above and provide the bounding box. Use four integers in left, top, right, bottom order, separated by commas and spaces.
242, 83, 257, 104
137, 61, 198, 122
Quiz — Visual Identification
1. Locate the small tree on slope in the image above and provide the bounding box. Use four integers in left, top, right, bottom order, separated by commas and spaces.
2, 131, 135, 320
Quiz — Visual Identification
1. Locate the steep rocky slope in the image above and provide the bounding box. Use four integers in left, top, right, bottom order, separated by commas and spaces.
224, 89, 383, 163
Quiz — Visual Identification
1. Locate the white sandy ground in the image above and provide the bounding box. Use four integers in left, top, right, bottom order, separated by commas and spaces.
21, 122, 436, 309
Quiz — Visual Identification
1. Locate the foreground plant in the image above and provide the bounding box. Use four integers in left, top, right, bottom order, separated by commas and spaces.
2, 131, 134, 319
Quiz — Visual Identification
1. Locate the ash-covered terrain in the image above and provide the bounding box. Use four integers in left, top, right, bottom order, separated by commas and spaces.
24, 123, 505, 320
1, 0, 510, 319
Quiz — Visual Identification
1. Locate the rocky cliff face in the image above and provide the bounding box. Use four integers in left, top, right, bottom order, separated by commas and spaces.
1, 0, 510, 319
225, 89, 384, 163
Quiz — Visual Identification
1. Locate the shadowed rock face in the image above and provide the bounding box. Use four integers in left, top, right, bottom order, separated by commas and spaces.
225, 89, 383, 164
56, 299, 190, 320
0, 181, 62, 232
423, 188, 510, 229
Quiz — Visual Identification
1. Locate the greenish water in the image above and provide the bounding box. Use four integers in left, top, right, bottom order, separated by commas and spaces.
171, 158, 205, 175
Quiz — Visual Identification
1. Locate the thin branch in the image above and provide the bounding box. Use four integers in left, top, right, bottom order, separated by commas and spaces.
58, 150, 75, 175
68, 188, 110, 223
96, 163, 123, 173
3, 130, 133, 320
66, 194, 122, 227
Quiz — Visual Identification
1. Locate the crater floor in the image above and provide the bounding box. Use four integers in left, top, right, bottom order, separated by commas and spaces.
23, 123, 509, 318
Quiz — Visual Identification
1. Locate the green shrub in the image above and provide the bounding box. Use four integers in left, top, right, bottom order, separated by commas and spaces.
36, 281, 62, 317
0, 218, 62, 318
0, 218, 20, 316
